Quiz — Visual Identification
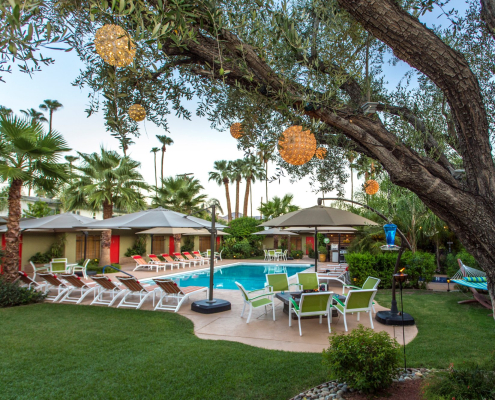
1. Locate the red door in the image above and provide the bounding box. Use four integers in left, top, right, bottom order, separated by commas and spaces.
216, 236, 220, 249
0, 234, 22, 272
110, 235, 120, 264
169, 236, 174, 255
305, 237, 314, 255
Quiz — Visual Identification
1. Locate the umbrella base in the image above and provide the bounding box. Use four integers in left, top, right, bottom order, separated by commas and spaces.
191, 299, 232, 314
375, 310, 415, 326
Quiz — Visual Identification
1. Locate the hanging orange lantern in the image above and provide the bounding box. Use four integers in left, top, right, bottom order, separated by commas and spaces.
94, 24, 136, 67
230, 123, 243, 139
128, 104, 146, 121
315, 147, 327, 160
364, 179, 379, 195
278, 126, 316, 166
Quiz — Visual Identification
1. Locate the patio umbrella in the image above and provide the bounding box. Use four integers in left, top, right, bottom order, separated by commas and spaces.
136, 227, 230, 235
0, 212, 96, 232
261, 205, 378, 271
252, 228, 299, 236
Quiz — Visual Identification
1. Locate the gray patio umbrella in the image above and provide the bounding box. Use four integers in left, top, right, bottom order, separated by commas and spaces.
137, 227, 230, 236
252, 228, 299, 236
261, 205, 378, 271
0, 212, 96, 232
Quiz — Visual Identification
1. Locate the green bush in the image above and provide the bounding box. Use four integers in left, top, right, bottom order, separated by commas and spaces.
402, 251, 436, 289
322, 325, 401, 394
181, 237, 194, 252
221, 217, 264, 258
85, 261, 122, 274
0, 277, 46, 307
28, 235, 66, 263
308, 245, 315, 259
29, 252, 52, 264
125, 236, 147, 257
445, 249, 479, 278
422, 360, 495, 400
291, 250, 303, 259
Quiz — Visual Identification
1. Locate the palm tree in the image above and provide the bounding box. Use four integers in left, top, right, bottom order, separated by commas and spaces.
152, 176, 207, 214
39, 99, 63, 132
20, 108, 48, 124
241, 156, 266, 218
346, 151, 357, 201
151, 147, 160, 189
62, 148, 148, 266
208, 160, 232, 222
0, 114, 70, 281
156, 135, 174, 187
0, 106, 12, 116
229, 159, 244, 219
257, 143, 275, 203
258, 194, 300, 221
64, 155, 79, 177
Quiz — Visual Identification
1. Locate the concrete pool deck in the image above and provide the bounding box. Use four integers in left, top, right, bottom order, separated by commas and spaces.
43, 258, 419, 353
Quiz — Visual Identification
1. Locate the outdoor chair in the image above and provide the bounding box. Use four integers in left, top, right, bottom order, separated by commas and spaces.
50, 258, 72, 273
153, 278, 208, 312
263, 250, 269, 261
343, 276, 380, 312
29, 261, 51, 281
205, 249, 222, 261
148, 254, 175, 270
59, 274, 98, 304
161, 254, 187, 269
38, 272, 72, 302
235, 282, 275, 323
333, 289, 377, 331
265, 273, 302, 294
115, 276, 159, 310
289, 292, 334, 336
192, 251, 210, 264
173, 253, 193, 267
72, 259, 91, 279
90, 275, 126, 306
182, 252, 203, 266
132, 255, 164, 272
296, 272, 328, 291
16, 271, 47, 291
267, 250, 279, 261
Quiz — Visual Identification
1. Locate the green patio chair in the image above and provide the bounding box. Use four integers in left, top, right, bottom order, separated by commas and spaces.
333, 289, 377, 331
296, 272, 328, 291
289, 292, 333, 336
235, 282, 275, 323
50, 258, 68, 273
265, 273, 302, 294
343, 276, 380, 313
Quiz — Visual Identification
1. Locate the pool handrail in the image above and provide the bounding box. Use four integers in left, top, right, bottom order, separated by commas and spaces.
102, 264, 134, 278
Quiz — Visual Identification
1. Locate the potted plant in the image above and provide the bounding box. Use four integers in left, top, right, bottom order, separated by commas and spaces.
318, 246, 327, 262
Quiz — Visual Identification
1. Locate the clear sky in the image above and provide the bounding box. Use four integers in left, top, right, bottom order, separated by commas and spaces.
0, 3, 460, 215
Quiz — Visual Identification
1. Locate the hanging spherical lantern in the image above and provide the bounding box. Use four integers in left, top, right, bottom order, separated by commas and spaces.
94, 24, 136, 67
364, 179, 380, 195
315, 147, 327, 160
230, 123, 244, 139
128, 104, 146, 121
278, 126, 317, 166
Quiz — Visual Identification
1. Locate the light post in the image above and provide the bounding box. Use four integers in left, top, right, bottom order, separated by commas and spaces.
190, 204, 232, 314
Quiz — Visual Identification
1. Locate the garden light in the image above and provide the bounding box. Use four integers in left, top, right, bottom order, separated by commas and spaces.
278, 126, 316, 165
230, 123, 243, 139
94, 24, 136, 67
383, 223, 397, 247
128, 104, 146, 121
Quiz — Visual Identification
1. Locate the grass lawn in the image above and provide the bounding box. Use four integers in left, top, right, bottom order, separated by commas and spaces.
0, 304, 327, 400
375, 290, 495, 369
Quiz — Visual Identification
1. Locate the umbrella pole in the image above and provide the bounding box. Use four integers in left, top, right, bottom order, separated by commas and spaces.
150, 234, 154, 254
83, 231, 88, 260
208, 205, 216, 302
314, 227, 318, 272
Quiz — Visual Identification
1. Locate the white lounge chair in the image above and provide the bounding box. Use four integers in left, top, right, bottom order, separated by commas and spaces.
116, 276, 159, 309
132, 255, 164, 272
38, 273, 71, 302
90, 275, 126, 306
59, 274, 98, 304
153, 278, 208, 312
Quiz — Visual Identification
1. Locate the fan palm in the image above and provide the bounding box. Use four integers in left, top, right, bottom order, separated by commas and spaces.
0, 114, 70, 280
156, 135, 174, 187
151, 147, 160, 189
0, 106, 12, 117
152, 176, 207, 215
20, 108, 48, 124
258, 194, 299, 221
229, 159, 244, 219
64, 155, 79, 182
208, 160, 232, 222
39, 99, 63, 132
62, 148, 148, 265
242, 156, 266, 217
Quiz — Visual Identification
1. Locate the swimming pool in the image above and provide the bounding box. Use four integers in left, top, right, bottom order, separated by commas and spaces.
142, 263, 312, 291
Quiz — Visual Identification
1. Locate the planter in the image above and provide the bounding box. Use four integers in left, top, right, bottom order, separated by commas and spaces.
319, 254, 326, 262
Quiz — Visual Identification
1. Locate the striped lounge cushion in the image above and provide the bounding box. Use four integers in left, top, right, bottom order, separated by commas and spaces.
463, 277, 487, 282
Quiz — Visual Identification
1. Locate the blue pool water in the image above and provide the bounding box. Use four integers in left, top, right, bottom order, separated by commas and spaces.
142, 263, 312, 291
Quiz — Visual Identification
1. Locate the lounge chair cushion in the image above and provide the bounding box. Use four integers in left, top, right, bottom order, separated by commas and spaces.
464, 277, 487, 282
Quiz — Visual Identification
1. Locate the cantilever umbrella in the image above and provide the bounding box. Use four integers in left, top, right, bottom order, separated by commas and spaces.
0, 212, 97, 232
260, 205, 378, 271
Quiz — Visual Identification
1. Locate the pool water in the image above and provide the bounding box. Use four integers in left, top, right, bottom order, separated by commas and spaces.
143, 263, 312, 291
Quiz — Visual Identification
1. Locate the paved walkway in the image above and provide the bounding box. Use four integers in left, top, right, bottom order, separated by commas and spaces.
47, 258, 419, 353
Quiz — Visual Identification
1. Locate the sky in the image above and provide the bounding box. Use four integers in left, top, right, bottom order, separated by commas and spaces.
0, 2, 462, 216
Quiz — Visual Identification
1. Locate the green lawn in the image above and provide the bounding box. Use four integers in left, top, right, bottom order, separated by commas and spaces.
0, 304, 327, 400
1, 291, 494, 399
375, 290, 495, 368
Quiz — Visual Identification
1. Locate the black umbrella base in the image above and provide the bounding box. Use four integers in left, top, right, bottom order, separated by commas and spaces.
375, 310, 415, 326
191, 299, 232, 314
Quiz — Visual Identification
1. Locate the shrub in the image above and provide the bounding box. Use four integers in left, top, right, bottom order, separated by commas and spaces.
308, 245, 315, 259
181, 237, 194, 252
402, 251, 436, 289
322, 325, 401, 394
28, 235, 67, 263
125, 236, 147, 257
445, 249, 479, 278
422, 360, 495, 400
291, 250, 303, 259
29, 252, 52, 264
221, 217, 265, 258
0, 277, 46, 307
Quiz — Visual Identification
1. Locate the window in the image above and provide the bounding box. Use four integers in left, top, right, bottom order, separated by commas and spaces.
152, 236, 165, 254
76, 234, 101, 261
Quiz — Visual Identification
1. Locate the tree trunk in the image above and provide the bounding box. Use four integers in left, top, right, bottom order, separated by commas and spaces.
161, 147, 165, 188
173, 234, 182, 253
243, 176, 251, 218
154, 152, 157, 189
350, 167, 354, 201
235, 179, 240, 218
99, 201, 113, 267
49, 110, 53, 132
3, 179, 23, 281
265, 162, 268, 202
224, 179, 232, 222
274, 234, 279, 249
